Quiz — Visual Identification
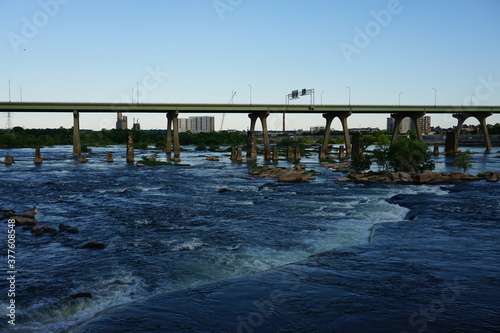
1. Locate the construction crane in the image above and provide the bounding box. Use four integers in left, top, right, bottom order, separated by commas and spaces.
219, 90, 237, 131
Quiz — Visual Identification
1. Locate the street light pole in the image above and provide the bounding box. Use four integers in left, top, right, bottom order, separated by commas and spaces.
321, 91, 324, 105
399, 92, 403, 106
347, 86, 351, 105
248, 84, 252, 105
136, 82, 139, 104
20, 86, 22, 102
9, 79, 11, 102
471, 93, 475, 106
432, 88, 437, 106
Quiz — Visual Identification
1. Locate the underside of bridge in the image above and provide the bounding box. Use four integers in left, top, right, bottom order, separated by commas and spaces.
65, 108, 495, 160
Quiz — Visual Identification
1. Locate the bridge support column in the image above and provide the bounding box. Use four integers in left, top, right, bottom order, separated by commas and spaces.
320, 113, 335, 160
126, 131, 134, 164
453, 112, 493, 153
72, 110, 81, 157
34, 147, 43, 165
351, 132, 362, 156
259, 112, 271, 160
246, 113, 259, 161
320, 111, 352, 158
390, 112, 426, 145
166, 111, 181, 157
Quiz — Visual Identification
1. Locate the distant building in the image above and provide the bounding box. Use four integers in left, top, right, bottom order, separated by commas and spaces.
310, 126, 326, 133
178, 116, 215, 133
116, 112, 128, 130
387, 116, 429, 134
132, 118, 141, 131
351, 127, 380, 132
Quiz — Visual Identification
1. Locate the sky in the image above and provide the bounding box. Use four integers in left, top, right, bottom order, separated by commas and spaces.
1, 0, 500, 131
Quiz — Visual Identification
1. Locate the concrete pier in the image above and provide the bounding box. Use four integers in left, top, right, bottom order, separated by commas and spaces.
246, 113, 259, 162
264, 145, 272, 161
272, 146, 279, 162
73, 110, 81, 157
320, 111, 352, 158
339, 146, 345, 159
106, 153, 114, 162
230, 146, 237, 161
445, 131, 459, 155
236, 146, 243, 162
286, 146, 293, 160
390, 112, 425, 145
453, 112, 493, 152
294, 146, 301, 161
166, 111, 181, 157
351, 132, 363, 156
126, 132, 134, 164
34, 147, 43, 164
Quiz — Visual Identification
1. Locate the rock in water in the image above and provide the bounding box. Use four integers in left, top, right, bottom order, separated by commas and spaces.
69, 292, 93, 299
82, 242, 106, 249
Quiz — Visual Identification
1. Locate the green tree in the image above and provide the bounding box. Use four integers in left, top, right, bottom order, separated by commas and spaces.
454, 150, 473, 174
350, 154, 371, 173
372, 134, 391, 172
387, 138, 435, 173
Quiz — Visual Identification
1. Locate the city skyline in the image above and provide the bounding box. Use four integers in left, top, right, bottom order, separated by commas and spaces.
1, 0, 499, 130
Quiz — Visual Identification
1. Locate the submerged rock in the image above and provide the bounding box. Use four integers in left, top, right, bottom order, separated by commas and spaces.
69, 292, 93, 299
82, 242, 106, 249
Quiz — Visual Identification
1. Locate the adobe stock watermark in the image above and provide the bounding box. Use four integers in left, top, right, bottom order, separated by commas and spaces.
400, 278, 464, 333
213, 0, 243, 21
7, 0, 72, 53
340, 0, 405, 64
465, 73, 500, 106
112, 64, 169, 109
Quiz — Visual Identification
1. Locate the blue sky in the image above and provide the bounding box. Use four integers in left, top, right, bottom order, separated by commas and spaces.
1, 0, 500, 130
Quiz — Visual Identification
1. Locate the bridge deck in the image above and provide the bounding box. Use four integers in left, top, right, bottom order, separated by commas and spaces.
0, 102, 499, 114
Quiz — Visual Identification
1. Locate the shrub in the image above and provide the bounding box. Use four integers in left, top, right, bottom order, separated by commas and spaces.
387, 139, 435, 173
454, 150, 473, 174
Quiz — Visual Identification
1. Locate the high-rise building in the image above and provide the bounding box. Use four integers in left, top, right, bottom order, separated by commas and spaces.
116, 112, 128, 130
177, 116, 215, 133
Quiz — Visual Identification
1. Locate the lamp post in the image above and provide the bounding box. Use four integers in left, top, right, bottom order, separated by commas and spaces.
321, 91, 324, 105
347, 86, 351, 105
432, 88, 437, 106
9, 79, 11, 102
20, 86, 22, 102
248, 84, 252, 105
136, 82, 139, 104
470, 93, 475, 106
399, 92, 403, 106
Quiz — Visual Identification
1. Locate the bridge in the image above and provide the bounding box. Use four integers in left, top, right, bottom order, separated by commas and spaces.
1, 102, 498, 159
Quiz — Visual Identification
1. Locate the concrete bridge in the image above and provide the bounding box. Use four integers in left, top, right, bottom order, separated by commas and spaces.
1, 102, 499, 159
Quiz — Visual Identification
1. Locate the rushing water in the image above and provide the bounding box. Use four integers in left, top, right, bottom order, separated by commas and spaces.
0, 145, 499, 332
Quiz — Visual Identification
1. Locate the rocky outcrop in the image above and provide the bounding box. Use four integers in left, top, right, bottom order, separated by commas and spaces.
343, 171, 490, 185
478, 171, 500, 183
12, 216, 36, 226
248, 165, 318, 183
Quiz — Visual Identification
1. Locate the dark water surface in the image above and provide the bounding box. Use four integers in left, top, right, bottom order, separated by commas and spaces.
1, 146, 499, 332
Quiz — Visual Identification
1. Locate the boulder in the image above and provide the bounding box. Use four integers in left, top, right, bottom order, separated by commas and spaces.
332, 177, 351, 182
78, 155, 88, 163
416, 172, 440, 184
42, 226, 57, 233
31, 226, 44, 235
399, 172, 414, 184
218, 188, 231, 193
23, 212, 36, 219
487, 173, 498, 182
82, 242, 106, 249
67, 228, 79, 234
12, 216, 36, 226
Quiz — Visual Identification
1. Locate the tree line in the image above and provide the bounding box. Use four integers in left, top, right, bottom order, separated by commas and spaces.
0, 127, 247, 149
